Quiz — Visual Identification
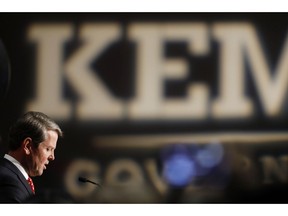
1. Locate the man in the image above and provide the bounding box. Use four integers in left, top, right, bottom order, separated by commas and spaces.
0, 111, 63, 203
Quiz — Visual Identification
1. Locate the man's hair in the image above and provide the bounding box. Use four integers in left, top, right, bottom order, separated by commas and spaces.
8, 111, 63, 151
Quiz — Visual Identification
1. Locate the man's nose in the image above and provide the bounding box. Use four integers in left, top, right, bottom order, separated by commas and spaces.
48, 153, 55, 161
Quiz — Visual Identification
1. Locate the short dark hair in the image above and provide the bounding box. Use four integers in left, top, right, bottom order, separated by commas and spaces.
8, 111, 63, 151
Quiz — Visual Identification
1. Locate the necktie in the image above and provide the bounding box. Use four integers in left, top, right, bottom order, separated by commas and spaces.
27, 177, 35, 194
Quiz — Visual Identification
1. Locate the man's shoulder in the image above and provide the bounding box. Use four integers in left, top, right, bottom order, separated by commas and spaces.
0, 157, 18, 175
0, 157, 12, 167
0, 158, 23, 184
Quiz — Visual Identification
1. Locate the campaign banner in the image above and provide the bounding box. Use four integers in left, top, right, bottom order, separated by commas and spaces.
0, 13, 288, 203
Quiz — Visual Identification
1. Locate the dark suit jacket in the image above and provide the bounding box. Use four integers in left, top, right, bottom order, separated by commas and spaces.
0, 157, 34, 203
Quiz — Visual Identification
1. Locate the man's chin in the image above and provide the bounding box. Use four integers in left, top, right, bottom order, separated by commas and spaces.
39, 170, 44, 176
35, 170, 44, 176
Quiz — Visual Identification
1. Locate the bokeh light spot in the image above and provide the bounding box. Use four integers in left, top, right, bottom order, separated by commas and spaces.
163, 153, 195, 187
196, 142, 224, 168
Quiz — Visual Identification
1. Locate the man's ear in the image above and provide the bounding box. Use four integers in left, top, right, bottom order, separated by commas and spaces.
22, 137, 33, 155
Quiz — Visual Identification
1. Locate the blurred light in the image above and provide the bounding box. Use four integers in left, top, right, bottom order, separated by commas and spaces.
161, 142, 226, 187
196, 142, 224, 168
162, 144, 196, 187
163, 153, 195, 187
